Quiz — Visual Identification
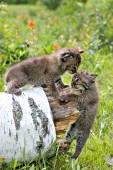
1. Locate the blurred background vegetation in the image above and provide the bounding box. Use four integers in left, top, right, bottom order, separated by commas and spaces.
0, 0, 113, 169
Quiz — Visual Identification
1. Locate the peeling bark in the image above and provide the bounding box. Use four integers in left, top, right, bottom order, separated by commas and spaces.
44, 87, 80, 136
0, 87, 56, 162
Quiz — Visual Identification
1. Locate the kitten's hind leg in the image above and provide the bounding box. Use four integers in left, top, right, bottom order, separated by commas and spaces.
71, 130, 90, 159
5, 81, 21, 95
64, 122, 78, 152
5, 79, 27, 95
65, 122, 78, 143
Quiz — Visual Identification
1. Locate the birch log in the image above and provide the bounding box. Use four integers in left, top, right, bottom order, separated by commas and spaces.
44, 87, 80, 144
0, 86, 80, 163
0, 87, 56, 163
44, 87, 80, 135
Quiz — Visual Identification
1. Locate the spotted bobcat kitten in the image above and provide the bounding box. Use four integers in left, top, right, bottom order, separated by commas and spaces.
64, 70, 99, 159
5, 48, 83, 99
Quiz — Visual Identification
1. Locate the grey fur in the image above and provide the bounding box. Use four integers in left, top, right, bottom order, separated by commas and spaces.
5, 48, 83, 100
64, 70, 99, 159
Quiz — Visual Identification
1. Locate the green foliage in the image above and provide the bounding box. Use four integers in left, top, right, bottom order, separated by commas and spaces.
66, 0, 88, 3
0, 0, 113, 169
3, 0, 37, 4
41, 0, 63, 10
0, 2, 29, 89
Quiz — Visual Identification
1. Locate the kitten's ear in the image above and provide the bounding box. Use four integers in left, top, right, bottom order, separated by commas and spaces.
61, 53, 73, 62
79, 50, 84, 54
90, 74, 98, 83
75, 47, 84, 54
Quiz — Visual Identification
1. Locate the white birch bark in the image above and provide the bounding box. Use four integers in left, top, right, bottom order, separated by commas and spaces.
0, 87, 56, 163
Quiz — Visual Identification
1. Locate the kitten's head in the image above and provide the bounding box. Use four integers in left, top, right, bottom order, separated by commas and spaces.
56, 48, 84, 73
71, 70, 98, 92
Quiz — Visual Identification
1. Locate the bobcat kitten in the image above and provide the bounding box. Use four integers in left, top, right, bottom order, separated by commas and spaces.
5, 48, 83, 99
64, 70, 99, 159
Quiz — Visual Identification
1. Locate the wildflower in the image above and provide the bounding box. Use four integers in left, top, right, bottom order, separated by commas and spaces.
75, 47, 82, 51
54, 16, 58, 21
28, 21, 36, 28
53, 44, 59, 50
16, 31, 19, 37
0, 157, 6, 161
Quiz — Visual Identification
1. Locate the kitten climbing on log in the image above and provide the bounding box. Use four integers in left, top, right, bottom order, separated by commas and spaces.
5, 48, 84, 101
61, 70, 99, 159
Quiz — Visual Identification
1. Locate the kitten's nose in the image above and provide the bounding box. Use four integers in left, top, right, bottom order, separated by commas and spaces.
71, 66, 77, 73
71, 81, 76, 88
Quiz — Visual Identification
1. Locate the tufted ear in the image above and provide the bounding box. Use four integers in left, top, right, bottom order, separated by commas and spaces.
61, 53, 73, 62
90, 74, 98, 83
75, 47, 84, 54
79, 50, 84, 54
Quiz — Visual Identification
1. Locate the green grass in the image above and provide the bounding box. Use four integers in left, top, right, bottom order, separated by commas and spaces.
0, 0, 113, 169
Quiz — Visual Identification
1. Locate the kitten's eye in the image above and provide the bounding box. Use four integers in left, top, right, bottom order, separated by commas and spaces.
75, 78, 80, 82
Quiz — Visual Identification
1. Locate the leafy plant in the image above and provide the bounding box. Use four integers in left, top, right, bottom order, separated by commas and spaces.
42, 0, 63, 10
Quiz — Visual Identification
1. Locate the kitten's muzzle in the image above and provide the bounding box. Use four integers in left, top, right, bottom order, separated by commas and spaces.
68, 66, 77, 74
71, 81, 80, 89
71, 66, 77, 73
71, 81, 77, 88
71, 83, 85, 93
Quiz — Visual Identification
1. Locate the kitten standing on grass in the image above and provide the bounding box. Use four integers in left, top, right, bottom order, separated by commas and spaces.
5, 48, 84, 100
62, 70, 99, 159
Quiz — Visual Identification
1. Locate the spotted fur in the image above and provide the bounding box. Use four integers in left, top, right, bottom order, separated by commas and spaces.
5, 48, 83, 99
64, 70, 99, 159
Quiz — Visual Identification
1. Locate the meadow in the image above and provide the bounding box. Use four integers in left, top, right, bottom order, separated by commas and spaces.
0, 0, 113, 169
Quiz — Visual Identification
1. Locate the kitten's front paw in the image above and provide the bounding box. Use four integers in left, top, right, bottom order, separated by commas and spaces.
61, 84, 69, 89
14, 90, 22, 96
51, 91, 59, 98
59, 95, 70, 104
